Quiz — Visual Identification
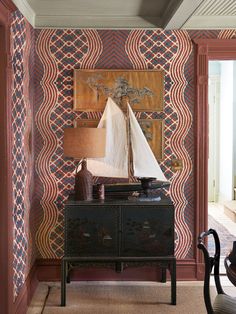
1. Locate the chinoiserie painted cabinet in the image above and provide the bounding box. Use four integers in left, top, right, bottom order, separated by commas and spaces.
61, 197, 176, 306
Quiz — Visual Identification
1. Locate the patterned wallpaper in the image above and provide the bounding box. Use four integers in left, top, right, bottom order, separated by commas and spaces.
33, 28, 209, 260
11, 8, 236, 299
11, 11, 35, 299
33, 28, 236, 261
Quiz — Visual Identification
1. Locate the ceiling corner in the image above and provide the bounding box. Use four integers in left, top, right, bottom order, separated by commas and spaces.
163, 0, 205, 29
12, 0, 35, 27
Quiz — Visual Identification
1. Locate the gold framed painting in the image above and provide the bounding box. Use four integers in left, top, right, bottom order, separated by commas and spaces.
74, 69, 164, 112
74, 119, 99, 128
75, 118, 164, 160
138, 119, 164, 160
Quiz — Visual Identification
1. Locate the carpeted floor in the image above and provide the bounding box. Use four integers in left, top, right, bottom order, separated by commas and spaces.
27, 214, 235, 314
38, 282, 214, 314
208, 214, 236, 256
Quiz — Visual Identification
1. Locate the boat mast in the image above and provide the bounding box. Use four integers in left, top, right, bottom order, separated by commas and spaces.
126, 98, 134, 182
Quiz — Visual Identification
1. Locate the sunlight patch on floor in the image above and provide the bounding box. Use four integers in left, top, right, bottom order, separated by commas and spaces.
208, 202, 236, 236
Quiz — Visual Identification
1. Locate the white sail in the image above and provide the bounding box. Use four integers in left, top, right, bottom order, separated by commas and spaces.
128, 104, 167, 181
86, 97, 167, 182
87, 97, 129, 178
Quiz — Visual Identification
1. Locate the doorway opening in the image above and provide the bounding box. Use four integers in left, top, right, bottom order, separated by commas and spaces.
208, 60, 236, 264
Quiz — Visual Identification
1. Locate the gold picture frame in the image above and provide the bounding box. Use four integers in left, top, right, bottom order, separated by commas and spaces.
75, 118, 164, 160
74, 69, 164, 112
138, 119, 164, 161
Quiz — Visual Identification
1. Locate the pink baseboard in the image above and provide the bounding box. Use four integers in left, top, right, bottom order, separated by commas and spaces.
37, 258, 202, 282
14, 263, 38, 314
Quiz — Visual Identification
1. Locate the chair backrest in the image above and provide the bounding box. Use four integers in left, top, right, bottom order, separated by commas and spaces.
198, 228, 225, 314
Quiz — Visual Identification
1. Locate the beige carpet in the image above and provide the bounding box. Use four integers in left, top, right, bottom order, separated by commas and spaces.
39, 282, 214, 314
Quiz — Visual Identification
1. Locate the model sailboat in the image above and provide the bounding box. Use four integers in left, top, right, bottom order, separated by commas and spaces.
86, 97, 168, 189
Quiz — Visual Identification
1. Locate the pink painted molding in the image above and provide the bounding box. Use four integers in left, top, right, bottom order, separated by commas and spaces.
193, 38, 236, 279
37, 258, 200, 281
0, 0, 17, 12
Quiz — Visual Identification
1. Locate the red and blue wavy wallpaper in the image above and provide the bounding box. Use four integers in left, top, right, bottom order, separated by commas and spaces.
32, 28, 213, 261
11, 11, 36, 299
11, 10, 236, 298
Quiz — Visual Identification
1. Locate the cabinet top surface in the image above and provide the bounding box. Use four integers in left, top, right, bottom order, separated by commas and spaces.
65, 195, 173, 206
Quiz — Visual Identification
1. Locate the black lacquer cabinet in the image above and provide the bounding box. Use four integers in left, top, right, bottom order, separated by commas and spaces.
61, 197, 176, 307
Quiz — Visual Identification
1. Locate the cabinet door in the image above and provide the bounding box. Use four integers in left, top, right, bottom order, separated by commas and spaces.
121, 205, 174, 257
65, 205, 119, 257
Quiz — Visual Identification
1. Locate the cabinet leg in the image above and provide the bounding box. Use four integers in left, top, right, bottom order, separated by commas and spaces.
170, 259, 176, 305
66, 263, 71, 283
61, 259, 67, 306
115, 262, 123, 273
161, 267, 166, 283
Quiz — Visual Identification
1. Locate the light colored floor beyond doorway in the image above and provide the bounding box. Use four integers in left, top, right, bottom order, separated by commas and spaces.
208, 202, 236, 237
208, 202, 236, 274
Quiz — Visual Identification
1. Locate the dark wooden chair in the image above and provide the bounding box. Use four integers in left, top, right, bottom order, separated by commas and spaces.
198, 228, 236, 314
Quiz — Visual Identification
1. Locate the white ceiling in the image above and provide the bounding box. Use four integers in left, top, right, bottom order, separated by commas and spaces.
13, 0, 236, 29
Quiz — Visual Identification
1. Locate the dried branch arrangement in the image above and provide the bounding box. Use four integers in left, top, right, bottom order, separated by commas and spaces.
86, 75, 154, 108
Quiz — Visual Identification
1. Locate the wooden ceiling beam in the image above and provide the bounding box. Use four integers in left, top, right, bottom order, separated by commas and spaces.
163, 0, 205, 29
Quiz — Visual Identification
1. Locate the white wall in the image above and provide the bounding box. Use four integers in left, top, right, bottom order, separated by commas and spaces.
219, 61, 234, 201
208, 62, 220, 202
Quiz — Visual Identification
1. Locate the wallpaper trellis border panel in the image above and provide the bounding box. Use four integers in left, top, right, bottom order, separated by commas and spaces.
11, 11, 35, 299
